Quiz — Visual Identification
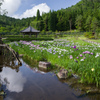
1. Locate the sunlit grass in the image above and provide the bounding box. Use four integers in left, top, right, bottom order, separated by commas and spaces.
9, 40, 100, 87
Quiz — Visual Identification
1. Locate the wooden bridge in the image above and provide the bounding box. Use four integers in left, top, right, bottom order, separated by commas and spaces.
0, 44, 22, 65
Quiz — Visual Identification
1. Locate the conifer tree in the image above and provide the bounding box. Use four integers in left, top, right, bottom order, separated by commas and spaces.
85, 15, 92, 31
75, 15, 83, 31
36, 9, 40, 21
91, 17, 98, 32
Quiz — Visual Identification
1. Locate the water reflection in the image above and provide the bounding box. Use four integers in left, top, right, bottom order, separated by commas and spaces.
0, 46, 100, 100
0, 47, 21, 72
0, 67, 26, 93
0, 47, 25, 99
0, 53, 26, 93
4, 97, 13, 100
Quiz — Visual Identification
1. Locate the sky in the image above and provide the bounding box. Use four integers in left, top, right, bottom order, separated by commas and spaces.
1, 0, 81, 19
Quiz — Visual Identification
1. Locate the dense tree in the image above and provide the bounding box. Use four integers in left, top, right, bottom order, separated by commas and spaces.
91, 17, 98, 32
48, 10, 56, 31
56, 10, 68, 31
43, 15, 48, 31
75, 15, 83, 31
85, 15, 92, 31
67, 9, 73, 31
0, 0, 100, 34
36, 20, 44, 31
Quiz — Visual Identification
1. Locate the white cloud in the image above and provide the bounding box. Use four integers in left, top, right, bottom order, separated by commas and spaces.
13, 3, 50, 19
31, 4, 36, 7
1, 0, 21, 16
1, 0, 50, 19
0, 67, 26, 93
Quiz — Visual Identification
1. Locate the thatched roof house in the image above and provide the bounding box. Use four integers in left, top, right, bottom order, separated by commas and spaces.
20, 26, 40, 37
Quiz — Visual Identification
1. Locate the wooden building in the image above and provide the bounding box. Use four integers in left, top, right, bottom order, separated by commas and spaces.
20, 26, 40, 38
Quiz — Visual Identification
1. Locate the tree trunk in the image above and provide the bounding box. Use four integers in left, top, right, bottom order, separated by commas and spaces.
69, 19, 72, 31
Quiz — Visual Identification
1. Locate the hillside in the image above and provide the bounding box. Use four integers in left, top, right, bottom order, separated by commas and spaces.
0, 0, 100, 35
0, 15, 35, 34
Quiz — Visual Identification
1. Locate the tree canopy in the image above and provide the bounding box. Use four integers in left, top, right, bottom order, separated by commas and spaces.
0, 0, 100, 34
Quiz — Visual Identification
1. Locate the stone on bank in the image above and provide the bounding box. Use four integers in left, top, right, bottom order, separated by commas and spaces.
39, 61, 51, 69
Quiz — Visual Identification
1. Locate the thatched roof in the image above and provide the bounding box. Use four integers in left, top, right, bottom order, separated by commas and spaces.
20, 26, 40, 33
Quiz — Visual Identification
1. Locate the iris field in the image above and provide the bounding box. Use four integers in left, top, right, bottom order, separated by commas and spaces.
9, 39, 100, 87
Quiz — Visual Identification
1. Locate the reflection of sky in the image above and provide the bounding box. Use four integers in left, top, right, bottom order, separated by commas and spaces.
0, 67, 26, 93
5, 97, 14, 100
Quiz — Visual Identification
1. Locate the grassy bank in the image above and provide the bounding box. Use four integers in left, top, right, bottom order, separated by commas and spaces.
8, 39, 100, 87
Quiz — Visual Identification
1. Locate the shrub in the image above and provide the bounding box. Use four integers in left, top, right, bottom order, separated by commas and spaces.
84, 32, 95, 39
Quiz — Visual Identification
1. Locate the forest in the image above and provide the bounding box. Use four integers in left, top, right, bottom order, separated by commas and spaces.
0, 0, 100, 35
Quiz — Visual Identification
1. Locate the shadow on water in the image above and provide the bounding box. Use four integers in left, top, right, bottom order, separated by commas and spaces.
0, 43, 100, 99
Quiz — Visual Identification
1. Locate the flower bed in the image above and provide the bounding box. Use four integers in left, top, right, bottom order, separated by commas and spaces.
9, 40, 100, 87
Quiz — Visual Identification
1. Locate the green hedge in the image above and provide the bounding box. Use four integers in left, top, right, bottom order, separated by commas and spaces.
4, 37, 54, 42
1, 35, 36, 38
1, 32, 84, 38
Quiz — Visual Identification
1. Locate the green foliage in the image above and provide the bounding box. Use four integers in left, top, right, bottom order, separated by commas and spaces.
85, 16, 92, 31
36, 20, 44, 31
84, 32, 95, 39
91, 17, 99, 32
36, 9, 41, 21
75, 15, 83, 31
48, 10, 56, 31
0, 15, 34, 34
0, 0, 100, 34
43, 15, 48, 31
4, 37, 54, 42
30, 21, 37, 29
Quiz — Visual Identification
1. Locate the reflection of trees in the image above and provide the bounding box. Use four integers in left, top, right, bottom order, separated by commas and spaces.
0, 47, 21, 99
0, 95, 3, 100
1, 47, 21, 72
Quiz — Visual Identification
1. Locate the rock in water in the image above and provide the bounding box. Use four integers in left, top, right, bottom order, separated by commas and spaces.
57, 69, 69, 79
39, 61, 51, 69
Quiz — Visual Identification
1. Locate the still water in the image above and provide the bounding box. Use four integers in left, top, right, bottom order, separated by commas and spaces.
0, 49, 100, 100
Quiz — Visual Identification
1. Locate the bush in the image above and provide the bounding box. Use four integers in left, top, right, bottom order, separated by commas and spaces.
84, 32, 95, 39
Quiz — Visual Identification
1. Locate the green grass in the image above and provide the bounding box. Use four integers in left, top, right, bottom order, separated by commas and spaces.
87, 39, 100, 43
58, 35, 100, 45
8, 39, 100, 87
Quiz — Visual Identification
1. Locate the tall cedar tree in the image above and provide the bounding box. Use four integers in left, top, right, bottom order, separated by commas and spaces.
48, 10, 56, 31
37, 9, 40, 21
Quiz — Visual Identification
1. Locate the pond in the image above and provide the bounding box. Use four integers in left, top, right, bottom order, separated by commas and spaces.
0, 48, 100, 100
